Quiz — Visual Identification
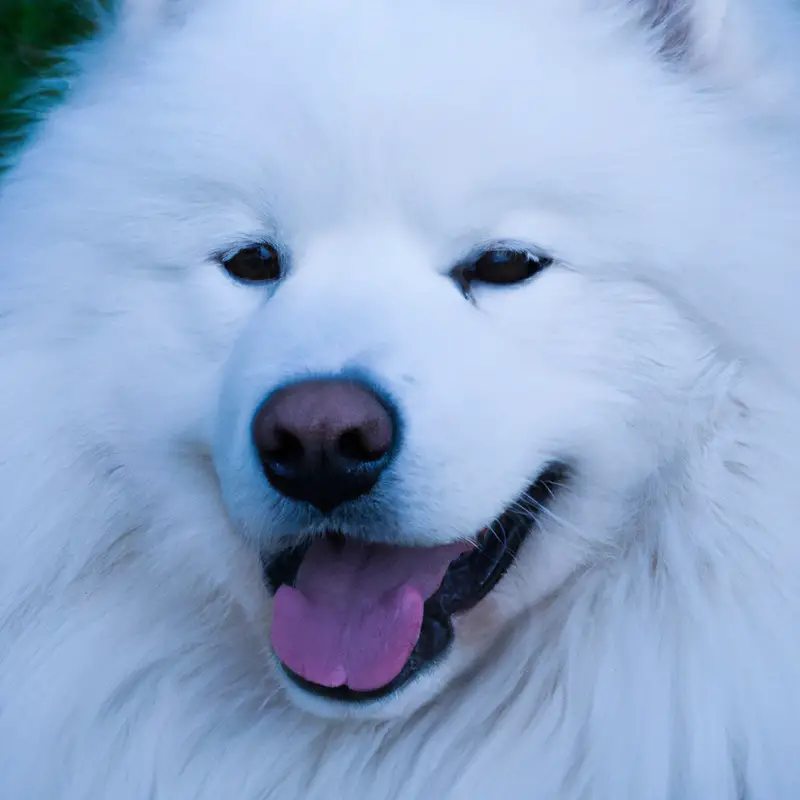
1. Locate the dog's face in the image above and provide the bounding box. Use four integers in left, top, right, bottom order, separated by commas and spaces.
17, 0, 745, 720
211, 230, 714, 718
189, 0, 722, 719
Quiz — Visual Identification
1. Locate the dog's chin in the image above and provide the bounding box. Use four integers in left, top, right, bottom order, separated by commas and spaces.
263, 463, 569, 719
271, 648, 460, 720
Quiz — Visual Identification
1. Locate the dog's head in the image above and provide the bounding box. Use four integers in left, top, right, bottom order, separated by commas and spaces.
7, 0, 796, 720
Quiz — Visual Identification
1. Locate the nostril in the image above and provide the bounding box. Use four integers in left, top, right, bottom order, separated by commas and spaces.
337, 426, 389, 464
265, 427, 305, 470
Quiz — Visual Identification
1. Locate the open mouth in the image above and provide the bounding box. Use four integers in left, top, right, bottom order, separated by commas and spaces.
264, 462, 568, 703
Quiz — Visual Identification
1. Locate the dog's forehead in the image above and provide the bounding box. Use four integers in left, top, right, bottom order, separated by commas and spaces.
193, 1, 648, 156
61, 0, 709, 269
108, 0, 669, 218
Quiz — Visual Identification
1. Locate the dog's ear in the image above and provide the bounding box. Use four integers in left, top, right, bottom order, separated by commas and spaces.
623, 0, 731, 65
620, 0, 799, 95
620, 0, 796, 77
113, 0, 191, 38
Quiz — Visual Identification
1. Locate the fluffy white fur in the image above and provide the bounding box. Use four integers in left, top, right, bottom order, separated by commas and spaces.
2, 0, 800, 796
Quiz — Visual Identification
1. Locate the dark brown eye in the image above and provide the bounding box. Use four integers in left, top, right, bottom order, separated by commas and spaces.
467, 247, 552, 286
453, 246, 552, 296
220, 243, 282, 283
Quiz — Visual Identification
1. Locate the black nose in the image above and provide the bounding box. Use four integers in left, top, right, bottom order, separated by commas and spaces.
252, 379, 397, 513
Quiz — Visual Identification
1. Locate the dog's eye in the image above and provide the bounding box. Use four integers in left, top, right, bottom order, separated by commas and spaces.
454, 246, 552, 295
219, 243, 282, 283
473, 247, 552, 285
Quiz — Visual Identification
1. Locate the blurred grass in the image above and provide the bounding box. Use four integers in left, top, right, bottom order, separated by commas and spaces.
0, 0, 99, 159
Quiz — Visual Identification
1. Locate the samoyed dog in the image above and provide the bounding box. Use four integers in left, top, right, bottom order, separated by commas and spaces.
2, 0, 800, 797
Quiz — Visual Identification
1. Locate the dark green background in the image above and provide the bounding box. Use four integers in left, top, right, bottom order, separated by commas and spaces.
0, 0, 98, 158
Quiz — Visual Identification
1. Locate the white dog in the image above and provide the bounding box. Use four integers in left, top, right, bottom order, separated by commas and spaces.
1, 0, 800, 797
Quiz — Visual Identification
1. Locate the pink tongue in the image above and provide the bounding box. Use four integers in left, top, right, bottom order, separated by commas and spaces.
271, 538, 469, 692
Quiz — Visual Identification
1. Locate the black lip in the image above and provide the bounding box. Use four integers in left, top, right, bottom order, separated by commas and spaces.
264, 462, 568, 704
